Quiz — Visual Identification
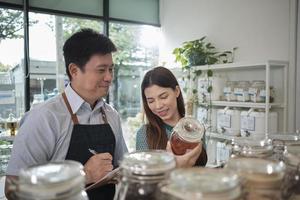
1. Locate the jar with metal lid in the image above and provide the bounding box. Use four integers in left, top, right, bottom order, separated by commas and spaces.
248, 81, 265, 103
157, 168, 243, 200
9, 160, 88, 200
225, 157, 286, 200
269, 133, 300, 161
223, 81, 238, 101
230, 137, 273, 159
114, 150, 176, 200
170, 117, 205, 155
282, 143, 300, 199
234, 81, 251, 102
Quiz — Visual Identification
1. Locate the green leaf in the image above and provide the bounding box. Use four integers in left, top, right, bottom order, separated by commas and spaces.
194, 69, 202, 76
207, 69, 213, 77
199, 36, 206, 41
192, 89, 198, 94
207, 86, 213, 93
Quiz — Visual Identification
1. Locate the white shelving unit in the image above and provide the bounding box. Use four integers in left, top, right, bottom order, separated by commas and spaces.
194, 60, 288, 141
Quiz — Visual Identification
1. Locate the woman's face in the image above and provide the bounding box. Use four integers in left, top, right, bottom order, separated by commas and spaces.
144, 84, 181, 125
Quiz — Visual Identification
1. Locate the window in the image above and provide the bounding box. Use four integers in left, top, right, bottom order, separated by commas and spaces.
0, 2, 161, 152
109, 22, 160, 150
27, 12, 103, 107
0, 7, 24, 120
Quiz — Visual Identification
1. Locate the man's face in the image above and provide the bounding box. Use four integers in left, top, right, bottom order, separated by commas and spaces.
70, 53, 114, 105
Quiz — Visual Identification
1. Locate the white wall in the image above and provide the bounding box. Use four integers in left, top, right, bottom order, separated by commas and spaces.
159, 0, 297, 131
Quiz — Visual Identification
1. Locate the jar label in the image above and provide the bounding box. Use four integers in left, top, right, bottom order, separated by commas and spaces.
248, 88, 258, 95
241, 116, 255, 131
260, 89, 266, 97
223, 87, 232, 94
217, 113, 231, 128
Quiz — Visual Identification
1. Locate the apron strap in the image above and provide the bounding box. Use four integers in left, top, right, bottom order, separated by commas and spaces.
100, 107, 108, 124
62, 92, 108, 124
62, 92, 79, 124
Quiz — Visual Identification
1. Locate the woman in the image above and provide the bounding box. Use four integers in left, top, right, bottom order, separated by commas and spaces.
136, 66, 207, 167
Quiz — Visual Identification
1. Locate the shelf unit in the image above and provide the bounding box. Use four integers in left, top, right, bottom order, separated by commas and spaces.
195, 60, 288, 140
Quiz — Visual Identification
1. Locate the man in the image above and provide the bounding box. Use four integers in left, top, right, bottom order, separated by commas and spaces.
5, 28, 128, 200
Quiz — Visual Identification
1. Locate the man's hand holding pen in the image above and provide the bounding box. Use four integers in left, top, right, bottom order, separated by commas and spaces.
84, 149, 113, 185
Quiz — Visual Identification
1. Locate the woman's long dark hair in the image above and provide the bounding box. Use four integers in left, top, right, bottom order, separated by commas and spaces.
141, 66, 185, 149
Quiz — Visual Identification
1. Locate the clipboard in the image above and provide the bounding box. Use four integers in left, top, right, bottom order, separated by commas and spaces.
85, 167, 121, 191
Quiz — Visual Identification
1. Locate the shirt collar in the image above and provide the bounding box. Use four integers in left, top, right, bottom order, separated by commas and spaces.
64, 83, 104, 114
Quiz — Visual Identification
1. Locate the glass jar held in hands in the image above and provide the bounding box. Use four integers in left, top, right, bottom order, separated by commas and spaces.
170, 117, 205, 155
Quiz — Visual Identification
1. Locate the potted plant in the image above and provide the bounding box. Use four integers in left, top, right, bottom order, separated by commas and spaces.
172, 36, 237, 116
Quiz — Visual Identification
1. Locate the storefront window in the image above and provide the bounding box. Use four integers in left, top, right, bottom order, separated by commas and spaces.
28, 12, 103, 108
0, 8, 24, 120
109, 22, 160, 151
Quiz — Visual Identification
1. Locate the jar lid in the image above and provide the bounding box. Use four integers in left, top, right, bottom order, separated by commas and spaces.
269, 133, 300, 143
18, 160, 85, 198
173, 117, 205, 143
233, 137, 273, 158
160, 168, 241, 200
225, 157, 285, 188
120, 150, 176, 175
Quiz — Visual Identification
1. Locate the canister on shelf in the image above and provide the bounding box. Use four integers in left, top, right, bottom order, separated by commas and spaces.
170, 117, 205, 155
223, 81, 238, 101
115, 150, 176, 200
157, 168, 243, 200
240, 108, 278, 137
234, 81, 251, 102
248, 80, 265, 103
217, 107, 241, 136
198, 75, 226, 102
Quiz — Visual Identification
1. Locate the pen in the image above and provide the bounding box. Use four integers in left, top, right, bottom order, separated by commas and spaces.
88, 148, 98, 155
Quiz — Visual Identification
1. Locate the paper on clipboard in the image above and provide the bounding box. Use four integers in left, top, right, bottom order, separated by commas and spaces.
85, 167, 121, 191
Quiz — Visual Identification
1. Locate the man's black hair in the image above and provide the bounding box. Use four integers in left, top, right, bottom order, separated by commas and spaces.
63, 28, 117, 80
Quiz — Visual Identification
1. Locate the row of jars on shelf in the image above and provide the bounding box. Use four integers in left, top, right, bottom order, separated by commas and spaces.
9, 139, 300, 200
216, 107, 278, 137
198, 77, 275, 103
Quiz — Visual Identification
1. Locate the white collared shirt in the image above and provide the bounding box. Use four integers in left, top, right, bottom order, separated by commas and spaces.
6, 84, 128, 176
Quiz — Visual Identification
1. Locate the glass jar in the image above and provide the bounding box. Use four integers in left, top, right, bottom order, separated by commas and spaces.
234, 81, 251, 102
269, 133, 300, 161
170, 117, 205, 155
12, 160, 88, 200
115, 150, 176, 200
158, 168, 243, 200
5, 113, 18, 136
223, 81, 238, 101
282, 144, 300, 199
248, 81, 265, 103
231, 137, 273, 159
225, 157, 286, 200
